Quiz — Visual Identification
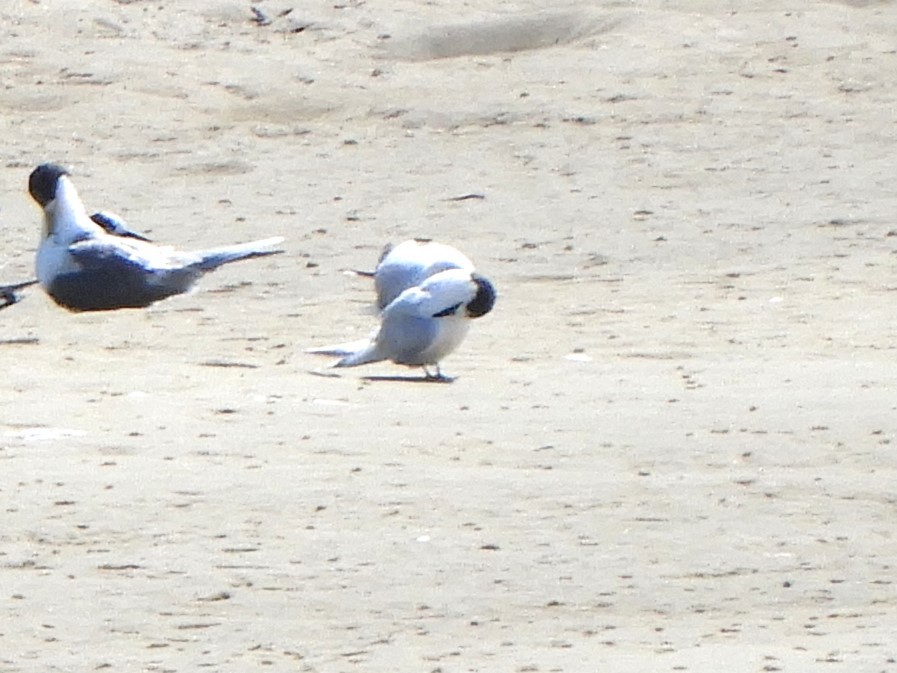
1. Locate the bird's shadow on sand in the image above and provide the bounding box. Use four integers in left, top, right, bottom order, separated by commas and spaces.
308, 369, 454, 384
362, 374, 455, 384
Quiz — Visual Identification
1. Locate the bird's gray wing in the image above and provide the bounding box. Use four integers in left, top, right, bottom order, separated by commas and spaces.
375, 311, 439, 364
189, 237, 284, 272
54, 239, 197, 310
384, 272, 475, 320
373, 277, 473, 362
68, 238, 195, 287
374, 241, 475, 309
90, 211, 152, 242
373, 263, 428, 309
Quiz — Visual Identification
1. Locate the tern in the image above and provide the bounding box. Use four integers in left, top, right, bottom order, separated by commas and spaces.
310, 264, 496, 382
29, 162, 284, 312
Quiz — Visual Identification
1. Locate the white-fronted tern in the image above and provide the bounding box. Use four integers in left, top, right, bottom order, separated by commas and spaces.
310, 255, 496, 382
29, 163, 284, 312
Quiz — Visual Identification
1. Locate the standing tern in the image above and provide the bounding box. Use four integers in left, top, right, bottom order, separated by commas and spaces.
310, 265, 496, 382
29, 162, 284, 312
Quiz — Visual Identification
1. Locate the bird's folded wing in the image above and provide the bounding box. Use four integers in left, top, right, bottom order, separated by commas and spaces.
68, 238, 193, 273
90, 211, 152, 242
192, 237, 284, 271
385, 275, 474, 319
374, 242, 475, 309
374, 265, 424, 310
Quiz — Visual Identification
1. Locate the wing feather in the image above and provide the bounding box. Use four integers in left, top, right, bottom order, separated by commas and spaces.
383, 269, 476, 320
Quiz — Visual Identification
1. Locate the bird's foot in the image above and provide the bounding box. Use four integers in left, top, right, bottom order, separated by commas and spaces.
423, 365, 455, 383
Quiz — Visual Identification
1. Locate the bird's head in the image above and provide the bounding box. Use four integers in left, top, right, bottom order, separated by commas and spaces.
466, 273, 496, 318
29, 163, 71, 208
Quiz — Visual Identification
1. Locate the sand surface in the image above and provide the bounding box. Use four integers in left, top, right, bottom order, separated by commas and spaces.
2, 1, 897, 671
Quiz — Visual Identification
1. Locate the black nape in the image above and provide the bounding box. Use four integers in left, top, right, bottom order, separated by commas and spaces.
467, 274, 496, 318
29, 163, 70, 207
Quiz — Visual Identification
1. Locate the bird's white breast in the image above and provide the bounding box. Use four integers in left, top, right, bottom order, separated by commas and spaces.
36, 234, 80, 287
417, 315, 471, 364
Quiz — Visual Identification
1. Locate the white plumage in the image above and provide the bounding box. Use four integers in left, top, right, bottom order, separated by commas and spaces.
372, 239, 475, 309
310, 241, 496, 381
29, 163, 284, 312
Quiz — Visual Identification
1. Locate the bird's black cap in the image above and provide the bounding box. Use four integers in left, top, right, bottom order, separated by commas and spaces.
29, 163, 70, 207
467, 273, 496, 318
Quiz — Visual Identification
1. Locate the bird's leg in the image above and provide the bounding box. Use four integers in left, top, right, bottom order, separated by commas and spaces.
423, 364, 455, 383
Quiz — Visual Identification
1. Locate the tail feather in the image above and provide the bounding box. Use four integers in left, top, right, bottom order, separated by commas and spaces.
1, 279, 38, 309
334, 346, 383, 368
1, 280, 39, 293
193, 236, 285, 272
307, 337, 384, 368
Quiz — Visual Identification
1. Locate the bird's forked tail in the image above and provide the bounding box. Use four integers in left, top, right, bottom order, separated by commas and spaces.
306, 337, 384, 368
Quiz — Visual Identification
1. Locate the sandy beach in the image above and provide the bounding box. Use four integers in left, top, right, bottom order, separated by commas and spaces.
2, 1, 897, 671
